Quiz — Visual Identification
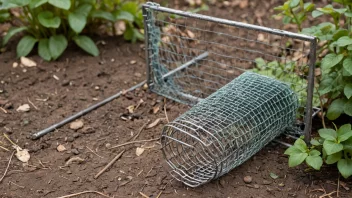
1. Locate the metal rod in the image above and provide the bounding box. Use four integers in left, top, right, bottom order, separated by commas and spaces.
142, 6, 152, 87
273, 139, 292, 148
143, 3, 315, 42
31, 81, 146, 139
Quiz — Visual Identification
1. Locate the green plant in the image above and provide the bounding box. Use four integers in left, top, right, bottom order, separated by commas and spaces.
285, 124, 352, 178
0, 0, 144, 60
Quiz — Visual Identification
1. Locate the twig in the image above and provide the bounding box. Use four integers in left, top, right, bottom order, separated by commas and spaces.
319, 191, 337, 198
156, 191, 163, 198
0, 145, 9, 151
94, 150, 125, 179
27, 97, 39, 110
337, 174, 340, 197
56, 191, 112, 198
86, 146, 103, 158
109, 138, 160, 150
129, 120, 150, 141
164, 98, 169, 123
9, 181, 24, 188
0, 151, 15, 183
0, 107, 7, 114
139, 192, 149, 198
3, 133, 18, 148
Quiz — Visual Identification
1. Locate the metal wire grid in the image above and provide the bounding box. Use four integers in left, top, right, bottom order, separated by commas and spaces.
161, 72, 298, 187
142, 3, 316, 141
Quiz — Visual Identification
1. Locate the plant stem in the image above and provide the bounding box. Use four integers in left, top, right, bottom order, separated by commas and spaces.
290, 8, 302, 32
315, 87, 326, 129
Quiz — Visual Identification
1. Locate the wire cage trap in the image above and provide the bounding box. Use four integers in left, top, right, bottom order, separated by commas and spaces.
142, 2, 317, 187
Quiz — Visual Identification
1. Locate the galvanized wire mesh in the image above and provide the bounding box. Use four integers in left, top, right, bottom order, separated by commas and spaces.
161, 71, 298, 187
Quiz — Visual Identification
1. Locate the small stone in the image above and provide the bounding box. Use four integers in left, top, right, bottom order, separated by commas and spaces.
94, 86, 100, 90
81, 127, 95, 134
66, 170, 72, 174
16, 104, 30, 112
70, 120, 84, 130
66, 137, 75, 142
262, 180, 272, 185
12, 62, 18, 68
130, 60, 137, 64
61, 80, 70, 87
73, 133, 80, 138
219, 178, 226, 187
57, 144, 67, 152
143, 83, 148, 90
21, 56, 37, 67
71, 148, 79, 155
111, 58, 115, 62
22, 68, 27, 73
134, 72, 142, 78
105, 143, 111, 148
254, 184, 260, 189
278, 183, 285, 187
4, 102, 13, 109
243, 176, 252, 184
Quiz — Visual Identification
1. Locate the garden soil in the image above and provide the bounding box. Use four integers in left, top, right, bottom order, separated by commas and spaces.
0, 0, 350, 197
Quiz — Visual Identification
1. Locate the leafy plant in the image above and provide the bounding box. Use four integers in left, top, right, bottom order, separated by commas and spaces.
285, 124, 352, 178
0, 0, 144, 60
275, 0, 352, 121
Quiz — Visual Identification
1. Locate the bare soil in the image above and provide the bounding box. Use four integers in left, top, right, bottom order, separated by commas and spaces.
0, 1, 351, 197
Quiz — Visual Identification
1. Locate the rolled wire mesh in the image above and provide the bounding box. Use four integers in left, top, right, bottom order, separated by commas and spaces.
161, 72, 298, 187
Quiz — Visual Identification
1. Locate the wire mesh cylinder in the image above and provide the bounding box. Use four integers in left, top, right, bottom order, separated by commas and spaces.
161, 72, 299, 187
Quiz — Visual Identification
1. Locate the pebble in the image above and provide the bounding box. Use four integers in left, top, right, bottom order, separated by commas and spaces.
219, 178, 226, 187
254, 184, 260, 189
130, 60, 137, 64
243, 176, 252, 184
73, 133, 80, 138
66, 136, 74, 142
105, 143, 111, 148
71, 148, 80, 155
69, 120, 84, 130
61, 80, 70, 86
262, 179, 272, 185
134, 72, 142, 78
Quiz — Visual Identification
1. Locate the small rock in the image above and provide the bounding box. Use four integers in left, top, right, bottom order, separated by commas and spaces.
4, 102, 13, 109
66, 170, 72, 174
12, 62, 18, 68
71, 148, 79, 155
130, 60, 137, 64
16, 104, 30, 112
61, 80, 70, 87
22, 68, 27, 73
81, 126, 95, 134
70, 120, 84, 130
219, 178, 226, 187
254, 184, 260, 189
20, 56, 37, 67
263, 180, 272, 185
243, 176, 252, 184
57, 144, 67, 152
105, 143, 111, 148
94, 86, 100, 90
278, 183, 285, 187
134, 72, 142, 78
66, 137, 75, 142
73, 133, 80, 138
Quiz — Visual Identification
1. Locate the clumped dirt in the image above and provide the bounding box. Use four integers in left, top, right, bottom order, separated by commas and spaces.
0, 1, 351, 198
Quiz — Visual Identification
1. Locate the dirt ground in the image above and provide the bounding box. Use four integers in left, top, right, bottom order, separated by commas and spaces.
0, 0, 351, 197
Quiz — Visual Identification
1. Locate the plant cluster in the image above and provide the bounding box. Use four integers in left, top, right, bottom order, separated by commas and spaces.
0, 0, 144, 60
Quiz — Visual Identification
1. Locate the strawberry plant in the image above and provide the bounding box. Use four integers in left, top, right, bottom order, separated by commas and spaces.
0, 0, 144, 61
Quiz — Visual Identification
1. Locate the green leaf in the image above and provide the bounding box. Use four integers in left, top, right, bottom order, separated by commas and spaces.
269, 172, 279, 179
38, 11, 61, 28
121, 2, 139, 14
91, 10, 115, 21
343, 57, 352, 75
318, 128, 337, 141
345, 11, 352, 17
2, 26, 28, 46
304, 2, 315, 12
290, 0, 300, 8
73, 35, 99, 56
68, 12, 86, 33
284, 146, 304, 155
333, 29, 349, 41
294, 138, 308, 152
310, 138, 321, 146
337, 124, 352, 142
115, 10, 134, 22
321, 53, 344, 70
344, 98, 352, 116
48, 0, 71, 10
49, 35, 67, 60
29, 0, 47, 8
326, 151, 342, 164
337, 159, 352, 178
309, 149, 321, 156
75, 4, 92, 17
306, 156, 323, 170
336, 36, 352, 46
1, 0, 30, 9
289, 153, 308, 167
16, 35, 37, 57
327, 98, 347, 120
38, 39, 51, 61
319, 77, 334, 95
312, 10, 324, 18
344, 84, 352, 99
282, 16, 292, 24
323, 140, 343, 155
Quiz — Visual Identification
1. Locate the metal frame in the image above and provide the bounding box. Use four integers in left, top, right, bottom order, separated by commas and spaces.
142, 2, 317, 143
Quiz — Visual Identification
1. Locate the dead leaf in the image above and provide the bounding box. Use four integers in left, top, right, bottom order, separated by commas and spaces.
135, 99, 144, 110
20, 57, 37, 67
257, 33, 266, 42
65, 156, 85, 167
15, 147, 30, 163
16, 104, 30, 112
57, 144, 66, 152
146, 118, 165, 129
136, 147, 145, 156
127, 105, 134, 114
152, 106, 160, 114
70, 120, 84, 130
239, 0, 248, 8
186, 30, 195, 39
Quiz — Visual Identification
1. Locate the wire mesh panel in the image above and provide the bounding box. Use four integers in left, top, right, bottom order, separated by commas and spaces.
142, 2, 316, 138
161, 72, 298, 187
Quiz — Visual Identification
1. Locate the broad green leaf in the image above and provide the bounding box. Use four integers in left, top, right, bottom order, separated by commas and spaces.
306, 156, 323, 170
334, 8, 347, 14
344, 98, 352, 116
344, 84, 352, 99
343, 57, 352, 75
309, 149, 321, 156
333, 29, 349, 41
283, 16, 292, 24
319, 77, 333, 95
326, 151, 342, 164
2, 26, 28, 46
343, 137, 352, 150
0, 11, 10, 23
48, 0, 71, 10
312, 10, 324, 18
68, 12, 86, 33
121, 2, 139, 14
75, 4, 92, 16
29, 0, 47, 8
115, 10, 134, 22
38, 39, 51, 61
91, 10, 115, 21
284, 146, 304, 155
336, 36, 352, 46
290, 0, 300, 8
288, 153, 308, 167
49, 35, 67, 60
38, 11, 61, 28
337, 124, 352, 142
337, 159, 352, 178
323, 140, 343, 155
327, 98, 347, 120
73, 35, 99, 56
78, 0, 96, 4
318, 128, 337, 141
1, 0, 30, 9
294, 138, 307, 152
321, 53, 344, 70
304, 2, 315, 12
16, 35, 37, 57
345, 11, 352, 17
310, 139, 321, 146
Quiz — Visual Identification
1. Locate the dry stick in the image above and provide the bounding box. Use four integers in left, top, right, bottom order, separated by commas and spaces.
139, 192, 149, 198
0, 107, 7, 114
156, 191, 163, 198
0, 151, 15, 183
163, 99, 169, 123
86, 146, 103, 158
0, 145, 9, 151
109, 138, 160, 150
94, 150, 125, 179
27, 97, 39, 110
56, 191, 112, 198
129, 120, 150, 141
